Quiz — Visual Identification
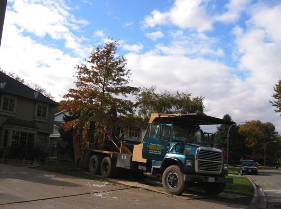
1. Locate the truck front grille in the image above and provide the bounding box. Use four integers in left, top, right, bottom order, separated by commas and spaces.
196, 148, 223, 174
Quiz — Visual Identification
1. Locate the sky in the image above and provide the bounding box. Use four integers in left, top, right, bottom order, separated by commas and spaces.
1, 0, 281, 133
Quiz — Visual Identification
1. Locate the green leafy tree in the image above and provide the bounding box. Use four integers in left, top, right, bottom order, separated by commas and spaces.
214, 114, 246, 162
270, 79, 281, 115
136, 86, 205, 120
239, 120, 279, 161
61, 40, 141, 140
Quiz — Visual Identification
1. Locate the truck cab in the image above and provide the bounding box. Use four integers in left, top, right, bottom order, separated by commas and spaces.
136, 113, 234, 195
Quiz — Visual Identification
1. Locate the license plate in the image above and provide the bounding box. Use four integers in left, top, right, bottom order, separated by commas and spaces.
208, 177, 215, 182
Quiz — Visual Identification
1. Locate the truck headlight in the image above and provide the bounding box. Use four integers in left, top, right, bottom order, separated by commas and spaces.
224, 164, 229, 170
186, 160, 193, 166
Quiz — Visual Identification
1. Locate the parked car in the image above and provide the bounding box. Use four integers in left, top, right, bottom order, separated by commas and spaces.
240, 160, 258, 175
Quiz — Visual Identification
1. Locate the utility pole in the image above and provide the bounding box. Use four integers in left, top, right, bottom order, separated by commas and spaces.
264, 141, 277, 167
0, 0, 7, 47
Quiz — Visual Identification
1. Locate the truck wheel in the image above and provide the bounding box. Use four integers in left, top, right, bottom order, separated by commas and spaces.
162, 165, 185, 195
101, 157, 116, 178
203, 183, 225, 195
89, 155, 102, 175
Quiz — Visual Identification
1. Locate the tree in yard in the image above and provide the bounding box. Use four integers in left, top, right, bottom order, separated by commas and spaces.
270, 79, 281, 115
214, 114, 246, 162
58, 114, 79, 160
61, 40, 141, 142
239, 120, 279, 161
136, 86, 205, 120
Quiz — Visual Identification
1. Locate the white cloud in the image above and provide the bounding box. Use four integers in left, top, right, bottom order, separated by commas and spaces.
215, 0, 252, 23
0, 23, 80, 100
7, 0, 89, 56
143, 10, 169, 28
146, 31, 164, 41
143, 0, 213, 32
123, 43, 143, 53
94, 30, 106, 38
249, 4, 281, 43
129, 1, 281, 132
154, 33, 224, 57
123, 22, 134, 27
170, 30, 183, 38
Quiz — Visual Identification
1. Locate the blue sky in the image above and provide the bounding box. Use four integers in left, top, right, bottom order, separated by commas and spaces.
1, 0, 281, 133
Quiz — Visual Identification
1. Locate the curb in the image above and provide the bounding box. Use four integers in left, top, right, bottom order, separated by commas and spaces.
248, 178, 267, 209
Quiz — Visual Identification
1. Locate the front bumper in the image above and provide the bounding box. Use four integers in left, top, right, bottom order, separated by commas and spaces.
184, 174, 233, 184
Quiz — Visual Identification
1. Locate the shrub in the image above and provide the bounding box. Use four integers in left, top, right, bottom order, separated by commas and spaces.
5, 146, 48, 160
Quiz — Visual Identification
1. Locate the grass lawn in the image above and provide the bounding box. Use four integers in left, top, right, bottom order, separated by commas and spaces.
209, 176, 254, 206
228, 166, 240, 175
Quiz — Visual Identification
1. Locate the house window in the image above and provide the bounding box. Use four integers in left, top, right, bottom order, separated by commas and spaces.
3, 130, 9, 147
37, 105, 47, 118
11, 131, 34, 148
11, 131, 20, 146
2, 96, 15, 112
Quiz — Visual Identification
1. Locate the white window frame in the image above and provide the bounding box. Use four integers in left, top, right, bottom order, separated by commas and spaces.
36, 103, 48, 119
11, 131, 35, 148
1, 95, 17, 113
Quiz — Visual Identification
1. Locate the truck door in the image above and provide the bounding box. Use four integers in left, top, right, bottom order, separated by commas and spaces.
142, 124, 172, 161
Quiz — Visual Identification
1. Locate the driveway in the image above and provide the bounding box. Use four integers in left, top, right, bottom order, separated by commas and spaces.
0, 164, 249, 209
245, 169, 281, 209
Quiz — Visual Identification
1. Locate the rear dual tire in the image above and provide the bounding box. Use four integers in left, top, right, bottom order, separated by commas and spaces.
101, 157, 116, 178
89, 156, 116, 178
89, 155, 102, 175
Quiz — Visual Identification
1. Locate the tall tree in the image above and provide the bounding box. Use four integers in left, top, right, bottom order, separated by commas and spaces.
270, 79, 281, 115
214, 114, 246, 162
239, 120, 279, 160
136, 86, 205, 120
62, 40, 141, 139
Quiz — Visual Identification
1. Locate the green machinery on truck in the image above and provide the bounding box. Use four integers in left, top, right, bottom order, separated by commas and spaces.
73, 113, 234, 195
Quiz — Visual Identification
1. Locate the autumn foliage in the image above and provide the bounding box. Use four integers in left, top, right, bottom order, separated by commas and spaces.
239, 120, 278, 159
61, 40, 141, 140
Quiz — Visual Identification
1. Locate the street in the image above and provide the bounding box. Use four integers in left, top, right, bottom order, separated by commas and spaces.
0, 164, 247, 209
246, 169, 281, 209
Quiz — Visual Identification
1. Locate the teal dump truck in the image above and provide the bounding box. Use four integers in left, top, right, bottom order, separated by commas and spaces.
74, 113, 234, 195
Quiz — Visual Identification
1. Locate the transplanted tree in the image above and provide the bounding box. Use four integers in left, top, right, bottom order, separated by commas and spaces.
136, 86, 205, 120
61, 40, 141, 141
270, 79, 281, 115
239, 120, 279, 161
214, 114, 246, 162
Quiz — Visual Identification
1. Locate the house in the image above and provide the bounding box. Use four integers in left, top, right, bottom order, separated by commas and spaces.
0, 71, 59, 149
49, 110, 69, 146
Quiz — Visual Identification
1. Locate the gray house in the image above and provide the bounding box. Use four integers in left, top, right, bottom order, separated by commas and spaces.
0, 71, 59, 149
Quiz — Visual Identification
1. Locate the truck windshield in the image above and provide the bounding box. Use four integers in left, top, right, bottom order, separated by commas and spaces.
173, 126, 209, 146
146, 123, 210, 146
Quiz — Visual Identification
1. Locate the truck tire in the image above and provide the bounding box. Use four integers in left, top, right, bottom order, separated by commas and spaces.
162, 165, 185, 195
101, 157, 116, 178
203, 183, 225, 195
89, 155, 102, 175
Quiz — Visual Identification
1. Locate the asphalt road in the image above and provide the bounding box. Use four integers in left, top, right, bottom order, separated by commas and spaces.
0, 164, 248, 209
245, 169, 281, 209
